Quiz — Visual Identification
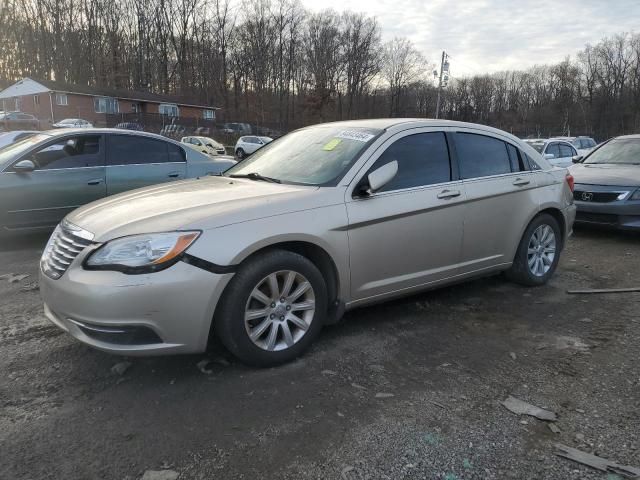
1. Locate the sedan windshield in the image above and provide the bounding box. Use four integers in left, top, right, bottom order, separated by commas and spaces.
584, 138, 640, 165
0, 134, 52, 167
225, 125, 382, 185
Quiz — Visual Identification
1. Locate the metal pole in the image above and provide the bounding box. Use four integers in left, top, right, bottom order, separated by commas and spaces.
435, 51, 445, 119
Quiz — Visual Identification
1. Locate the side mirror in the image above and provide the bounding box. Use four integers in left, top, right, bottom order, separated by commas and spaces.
572, 155, 583, 164
13, 159, 36, 172
544, 153, 555, 160
367, 160, 398, 194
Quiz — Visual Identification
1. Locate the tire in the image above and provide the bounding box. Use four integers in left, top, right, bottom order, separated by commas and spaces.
236, 148, 245, 160
506, 213, 562, 286
215, 250, 328, 367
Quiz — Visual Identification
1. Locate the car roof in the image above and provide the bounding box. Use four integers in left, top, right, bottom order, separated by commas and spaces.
39, 128, 184, 145
297, 118, 530, 143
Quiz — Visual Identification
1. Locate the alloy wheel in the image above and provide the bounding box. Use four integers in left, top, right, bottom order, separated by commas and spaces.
244, 270, 316, 351
527, 224, 556, 277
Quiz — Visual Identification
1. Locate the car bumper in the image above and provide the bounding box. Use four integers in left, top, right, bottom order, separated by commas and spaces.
40, 254, 234, 355
574, 201, 640, 230
563, 204, 576, 240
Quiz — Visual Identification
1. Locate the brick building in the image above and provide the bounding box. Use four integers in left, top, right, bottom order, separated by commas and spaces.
0, 78, 219, 130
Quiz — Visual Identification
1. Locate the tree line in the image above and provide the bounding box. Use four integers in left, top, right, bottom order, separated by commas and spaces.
1, 0, 639, 140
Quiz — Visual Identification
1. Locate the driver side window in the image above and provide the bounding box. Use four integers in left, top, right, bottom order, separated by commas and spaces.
367, 132, 451, 192
29, 136, 103, 170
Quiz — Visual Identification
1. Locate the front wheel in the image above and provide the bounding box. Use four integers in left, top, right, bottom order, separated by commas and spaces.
236, 148, 245, 160
215, 250, 328, 367
506, 213, 562, 286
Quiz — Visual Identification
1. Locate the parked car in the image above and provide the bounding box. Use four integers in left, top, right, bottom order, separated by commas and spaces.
114, 122, 144, 131
182, 136, 226, 156
569, 134, 640, 230
38, 119, 575, 366
222, 122, 252, 135
551, 136, 598, 156
523, 138, 579, 167
0, 130, 39, 150
235, 135, 273, 159
52, 118, 93, 129
0, 112, 39, 131
0, 128, 236, 233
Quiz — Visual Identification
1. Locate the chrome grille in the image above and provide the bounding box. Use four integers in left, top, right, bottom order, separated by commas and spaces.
41, 222, 94, 279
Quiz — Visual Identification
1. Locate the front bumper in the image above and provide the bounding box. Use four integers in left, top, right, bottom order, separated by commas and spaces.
574, 202, 640, 230
40, 252, 234, 355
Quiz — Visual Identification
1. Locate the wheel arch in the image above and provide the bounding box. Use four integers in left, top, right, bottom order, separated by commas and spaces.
208, 239, 342, 349
510, 206, 567, 264
538, 207, 567, 249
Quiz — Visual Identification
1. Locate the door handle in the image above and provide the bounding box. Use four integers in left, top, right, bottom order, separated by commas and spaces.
87, 178, 103, 185
168, 172, 181, 178
437, 189, 461, 199
513, 178, 530, 186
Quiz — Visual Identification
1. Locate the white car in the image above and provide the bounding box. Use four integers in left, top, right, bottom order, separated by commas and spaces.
235, 136, 273, 159
181, 136, 226, 156
52, 118, 93, 129
551, 136, 598, 156
0, 130, 40, 149
523, 139, 579, 167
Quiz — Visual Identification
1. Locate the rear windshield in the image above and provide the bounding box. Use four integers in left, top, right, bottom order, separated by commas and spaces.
524, 141, 545, 153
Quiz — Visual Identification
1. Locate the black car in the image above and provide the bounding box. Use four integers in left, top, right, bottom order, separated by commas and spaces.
569, 135, 640, 230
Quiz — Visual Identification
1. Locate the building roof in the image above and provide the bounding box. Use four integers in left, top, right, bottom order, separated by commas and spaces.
0, 78, 219, 109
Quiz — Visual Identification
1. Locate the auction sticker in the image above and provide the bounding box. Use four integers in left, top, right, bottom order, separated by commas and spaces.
336, 130, 375, 142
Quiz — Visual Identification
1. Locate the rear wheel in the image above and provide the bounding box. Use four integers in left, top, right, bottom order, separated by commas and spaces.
506, 213, 561, 286
215, 250, 327, 367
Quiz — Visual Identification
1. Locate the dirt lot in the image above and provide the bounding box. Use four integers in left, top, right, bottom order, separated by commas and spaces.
0, 228, 639, 480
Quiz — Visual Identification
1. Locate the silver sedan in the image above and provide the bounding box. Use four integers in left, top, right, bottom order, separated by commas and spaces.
40, 119, 576, 366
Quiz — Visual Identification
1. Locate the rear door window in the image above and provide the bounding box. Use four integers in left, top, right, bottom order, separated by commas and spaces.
367, 132, 451, 192
106, 135, 169, 165
168, 143, 186, 162
455, 133, 512, 179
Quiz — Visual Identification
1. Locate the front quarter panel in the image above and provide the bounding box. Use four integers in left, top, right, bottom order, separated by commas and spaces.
185, 201, 351, 301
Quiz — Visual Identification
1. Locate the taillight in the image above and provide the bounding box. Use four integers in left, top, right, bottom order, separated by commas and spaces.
566, 173, 575, 192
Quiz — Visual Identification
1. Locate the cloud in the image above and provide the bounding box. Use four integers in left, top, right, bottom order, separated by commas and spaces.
301, 0, 639, 75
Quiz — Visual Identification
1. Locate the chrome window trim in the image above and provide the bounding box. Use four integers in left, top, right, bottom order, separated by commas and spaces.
364, 179, 465, 198
106, 161, 186, 167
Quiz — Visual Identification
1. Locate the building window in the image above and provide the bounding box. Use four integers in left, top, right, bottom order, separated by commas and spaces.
55, 93, 68, 106
94, 97, 119, 114
159, 103, 179, 117
34, 95, 40, 106
14, 98, 21, 111
203, 109, 215, 120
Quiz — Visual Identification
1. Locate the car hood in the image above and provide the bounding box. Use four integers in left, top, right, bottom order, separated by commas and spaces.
569, 163, 640, 187
68, 176, 335, 242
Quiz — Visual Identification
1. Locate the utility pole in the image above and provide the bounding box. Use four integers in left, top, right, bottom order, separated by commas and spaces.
435, 51, 449, 119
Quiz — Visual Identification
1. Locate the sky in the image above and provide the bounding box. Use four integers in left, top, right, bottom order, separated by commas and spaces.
301, 0, 639, 77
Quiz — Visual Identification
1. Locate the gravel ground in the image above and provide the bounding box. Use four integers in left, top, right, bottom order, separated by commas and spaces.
0, 228, 639, 480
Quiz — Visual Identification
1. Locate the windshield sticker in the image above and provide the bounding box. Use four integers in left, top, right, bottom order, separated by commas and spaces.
322, 138, 342, 151
336, 130, 375, 142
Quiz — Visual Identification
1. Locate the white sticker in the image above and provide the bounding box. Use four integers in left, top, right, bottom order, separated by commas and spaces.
336, 130, 375, 142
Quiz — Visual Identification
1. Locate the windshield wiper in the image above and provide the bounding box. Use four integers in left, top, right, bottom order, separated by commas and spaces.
228, 172, 281, 183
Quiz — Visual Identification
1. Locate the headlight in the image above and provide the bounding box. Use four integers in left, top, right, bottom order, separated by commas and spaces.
631, 189, 640, 200
85, 231, 200, 273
